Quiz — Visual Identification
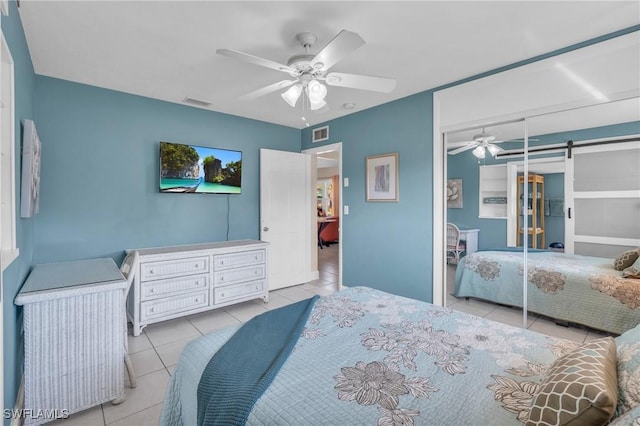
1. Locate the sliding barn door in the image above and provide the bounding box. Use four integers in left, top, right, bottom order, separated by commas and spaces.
565, 140, 640, 257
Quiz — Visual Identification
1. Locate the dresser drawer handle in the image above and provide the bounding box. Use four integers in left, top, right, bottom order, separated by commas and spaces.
195, 263, 199, 268
221, 293, 225, 297
255, 285, 259, 290
194, 280, 199, 285
149, 288, 155, 294
150, 307, 155, 313
255, 270, 258, 275
149, 269, 154, 274
220, 277, 224, 281
220, 260, 224, 265
255, 255, 258, 260
195, 298, 199, 303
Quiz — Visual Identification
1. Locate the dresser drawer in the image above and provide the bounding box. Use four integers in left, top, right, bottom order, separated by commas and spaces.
214, 264, 265, 286
214, 249, 265, 270
141, 274, 209, 301
215, 280, 266, 304
140, 290, 209, 321
140, 256, 209, 281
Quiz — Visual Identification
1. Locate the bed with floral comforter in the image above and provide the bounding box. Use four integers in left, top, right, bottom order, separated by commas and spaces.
453, 250, 640, 335
159, 286, 595, 426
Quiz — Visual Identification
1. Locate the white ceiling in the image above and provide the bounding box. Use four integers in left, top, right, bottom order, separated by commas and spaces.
18, 1, 640, 129
441, 31, 640, 144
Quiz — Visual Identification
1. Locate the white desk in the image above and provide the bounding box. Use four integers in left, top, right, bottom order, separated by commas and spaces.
15, 258, 126, 424
458, 228, 479, 255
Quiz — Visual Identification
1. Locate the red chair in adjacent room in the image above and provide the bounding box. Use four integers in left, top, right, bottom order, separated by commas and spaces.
319, 216, 339, 247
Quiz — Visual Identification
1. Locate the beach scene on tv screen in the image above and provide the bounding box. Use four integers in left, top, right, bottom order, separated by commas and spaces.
160, 142, 242, 194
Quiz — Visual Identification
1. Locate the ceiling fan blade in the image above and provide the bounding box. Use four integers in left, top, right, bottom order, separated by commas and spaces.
325, 72, 396, 93
448, 144, 477, 155
446, 140, 476, 149
238, 80, 297, 101
494, 138, 540, 143
217, 48, 296, 76
311, 30, 365, 71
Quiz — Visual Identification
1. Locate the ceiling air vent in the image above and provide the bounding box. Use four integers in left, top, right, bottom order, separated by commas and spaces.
312, 125, 329, 143
183, 97, 212, 107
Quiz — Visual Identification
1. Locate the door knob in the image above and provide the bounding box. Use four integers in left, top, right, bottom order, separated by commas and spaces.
263, 227, 269, 232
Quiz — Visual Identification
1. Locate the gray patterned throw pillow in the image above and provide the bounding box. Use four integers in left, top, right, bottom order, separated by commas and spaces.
614, 249, 640, 271
526, 337, 618, 426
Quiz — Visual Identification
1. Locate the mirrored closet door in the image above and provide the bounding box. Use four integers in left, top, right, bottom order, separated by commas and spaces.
445, 119, 529, 327
437, 30, 639, 334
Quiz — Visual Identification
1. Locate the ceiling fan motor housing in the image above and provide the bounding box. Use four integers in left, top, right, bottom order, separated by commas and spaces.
288, 32, 325, 76
287, 54, 319, 76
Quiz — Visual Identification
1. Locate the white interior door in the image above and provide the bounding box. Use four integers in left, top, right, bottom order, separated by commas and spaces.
260, 149, 312, 290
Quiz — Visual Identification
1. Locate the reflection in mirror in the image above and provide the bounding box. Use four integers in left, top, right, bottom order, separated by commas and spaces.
445, 120, 529, 328
521, 98, 640, 336
436, 31, 640, 338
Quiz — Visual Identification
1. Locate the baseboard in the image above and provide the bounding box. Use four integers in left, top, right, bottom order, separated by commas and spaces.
10, 376, 24, 426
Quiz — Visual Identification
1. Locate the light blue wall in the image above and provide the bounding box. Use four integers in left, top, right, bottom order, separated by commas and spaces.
302, 93, 434, 302
33, 76, 300, 264
447, 122, 640, 250
2, 0, 37, 419
302, 26, 640, 304
447, 152, 513, 250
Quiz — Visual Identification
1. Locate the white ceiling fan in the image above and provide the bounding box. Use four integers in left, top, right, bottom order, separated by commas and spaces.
217, 30, 396, 115
447, 129, 537, 158
447, 129, 504, 158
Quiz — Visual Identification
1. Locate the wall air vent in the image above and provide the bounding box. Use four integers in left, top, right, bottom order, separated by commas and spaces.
312, 125, 329, 143
182, 97, 212, 107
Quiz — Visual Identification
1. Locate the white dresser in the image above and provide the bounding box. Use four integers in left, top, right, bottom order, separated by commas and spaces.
458, 228, 480, 255
127, 239, 269, 336
15, 258, 126, 425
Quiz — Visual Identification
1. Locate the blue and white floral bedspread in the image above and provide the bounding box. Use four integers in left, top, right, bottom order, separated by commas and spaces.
453, 250, 640, 334
160, 286, 581, 426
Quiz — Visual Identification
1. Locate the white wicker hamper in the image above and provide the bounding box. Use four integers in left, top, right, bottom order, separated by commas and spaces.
15, 258, 126, 425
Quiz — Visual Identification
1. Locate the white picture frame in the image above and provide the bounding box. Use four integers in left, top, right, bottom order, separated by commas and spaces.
21, 119, 41, 218
366, 152, 398, 202
447, 178, 463, 208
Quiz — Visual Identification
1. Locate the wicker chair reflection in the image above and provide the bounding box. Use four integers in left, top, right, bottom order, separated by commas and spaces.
446, 223, 466, 264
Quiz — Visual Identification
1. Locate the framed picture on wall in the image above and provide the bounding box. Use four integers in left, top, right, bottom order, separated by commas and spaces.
447, 178, 463, 208
21, 119, 42, 218
366, 152, 398, 202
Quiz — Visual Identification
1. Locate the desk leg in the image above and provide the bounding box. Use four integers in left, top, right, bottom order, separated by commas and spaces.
318, 222, 329, 249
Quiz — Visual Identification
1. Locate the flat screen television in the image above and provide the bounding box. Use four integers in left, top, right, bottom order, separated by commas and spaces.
159, 141, 242, 194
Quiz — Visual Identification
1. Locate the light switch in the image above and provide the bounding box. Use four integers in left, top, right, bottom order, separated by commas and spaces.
344, 177, 349, 187
344, 205, 349, 215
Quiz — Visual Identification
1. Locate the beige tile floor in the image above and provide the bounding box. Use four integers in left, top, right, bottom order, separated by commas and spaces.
50, 250, 611, 425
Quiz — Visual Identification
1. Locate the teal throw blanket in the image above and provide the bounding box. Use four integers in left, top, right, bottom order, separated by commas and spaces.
197, 295, 319, 426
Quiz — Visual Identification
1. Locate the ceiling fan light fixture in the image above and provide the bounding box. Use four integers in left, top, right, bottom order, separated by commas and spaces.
307, 80, 327, 102
309, 97, 327, 111
472, 146, 486, 158
486, 144, 502, 157
281, 84, 303, 107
